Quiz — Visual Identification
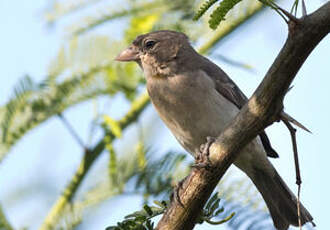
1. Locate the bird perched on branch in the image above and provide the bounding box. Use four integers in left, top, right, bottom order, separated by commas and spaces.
116, 30, 314, 230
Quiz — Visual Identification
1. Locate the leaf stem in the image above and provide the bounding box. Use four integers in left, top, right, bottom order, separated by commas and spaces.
204, 212, 235, 225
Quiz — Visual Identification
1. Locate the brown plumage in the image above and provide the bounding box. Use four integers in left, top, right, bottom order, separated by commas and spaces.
116, 30, 314, 229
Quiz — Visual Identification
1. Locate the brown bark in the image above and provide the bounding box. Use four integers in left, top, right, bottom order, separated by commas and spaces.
156, 2, 330, 230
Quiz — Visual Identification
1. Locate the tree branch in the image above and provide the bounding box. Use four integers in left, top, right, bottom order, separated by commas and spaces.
39, 10, 267, 228
282, 116, 302, 228
156, 2, 330, 230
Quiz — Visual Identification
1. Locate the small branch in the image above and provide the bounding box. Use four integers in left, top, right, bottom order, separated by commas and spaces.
290, 0, 299, 16
281, 112, 311, 133
156, 2, 330, 229
259, 0, 290, 23
297, 184, 302, 230
281, 117, 301, 186
282, 116, 302, 229
278, 6, 300, 23
302, 0, 307, 16
57, 113, 87, 150
39, 152, 95, 230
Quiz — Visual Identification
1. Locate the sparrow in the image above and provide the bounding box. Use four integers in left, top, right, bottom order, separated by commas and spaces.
116, 30, 314, 229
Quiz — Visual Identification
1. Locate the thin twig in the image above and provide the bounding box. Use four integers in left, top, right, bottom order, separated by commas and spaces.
259, 0, 288, 23
281, 116, 302, 229
302, 0, 307, 16
281, 112, 311, 133
278, 6, 300, 23
290, 0, 299, 16
57, 113, 87, 150
297, 184, 302, 230
273, 8, 289, 23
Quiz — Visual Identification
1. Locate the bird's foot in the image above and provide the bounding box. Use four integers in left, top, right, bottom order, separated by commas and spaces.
170, 176, 188, 207
192, 136, 216, 170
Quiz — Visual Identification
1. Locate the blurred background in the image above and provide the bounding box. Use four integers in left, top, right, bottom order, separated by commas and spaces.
0, 0, 328, 229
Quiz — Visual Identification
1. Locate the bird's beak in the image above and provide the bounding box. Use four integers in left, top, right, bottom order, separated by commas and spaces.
115, 45, 140, 62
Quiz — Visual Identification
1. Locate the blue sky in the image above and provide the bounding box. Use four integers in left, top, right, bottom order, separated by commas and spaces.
0, 1, 329, 230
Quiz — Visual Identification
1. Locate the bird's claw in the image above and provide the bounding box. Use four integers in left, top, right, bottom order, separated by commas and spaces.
192, 136, 216, 170
171, 137, 216, 207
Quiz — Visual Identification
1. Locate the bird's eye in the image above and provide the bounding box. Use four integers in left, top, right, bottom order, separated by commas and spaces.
145, 40, 156, 49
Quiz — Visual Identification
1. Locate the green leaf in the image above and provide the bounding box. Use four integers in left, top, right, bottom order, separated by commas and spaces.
214, 207, 225, 216
153, 200, 168, 209
205, 193, 218, 211
143, 205, 153, 216
194, 0, 218, 20
209, 198, 220, 216
209, 0, 243, 30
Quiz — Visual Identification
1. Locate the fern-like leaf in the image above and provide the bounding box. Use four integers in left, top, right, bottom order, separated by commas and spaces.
193, 0, 218, 20
135, 152, 186, 198
209, 0, 243, 29
1, 75, 43, 142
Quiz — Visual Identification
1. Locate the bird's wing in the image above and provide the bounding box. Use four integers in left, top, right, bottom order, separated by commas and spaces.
199, 56, 279, 158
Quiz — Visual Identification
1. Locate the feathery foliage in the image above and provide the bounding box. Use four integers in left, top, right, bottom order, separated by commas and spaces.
194, 0, 303, 30
0, 36, 144, 162
209, 0, 244, 29
106, 202, 166, 230
44, 0, 103, 23
106, 194, 235, 230
194, 0, 219, 20
50, 147, 186, 230
135, 152, 187, 198
0, 0, 274, 229
50, 146, 143, 230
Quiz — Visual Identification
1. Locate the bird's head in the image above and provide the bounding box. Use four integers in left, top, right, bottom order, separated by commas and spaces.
116, 30, 194, 77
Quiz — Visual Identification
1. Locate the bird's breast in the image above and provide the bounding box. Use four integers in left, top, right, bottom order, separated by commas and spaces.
147, 71, 239, 155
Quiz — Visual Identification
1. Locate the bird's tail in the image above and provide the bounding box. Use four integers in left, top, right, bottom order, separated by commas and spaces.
251, 167, 315, 230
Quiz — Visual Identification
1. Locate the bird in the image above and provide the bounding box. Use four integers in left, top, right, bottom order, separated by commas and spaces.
115, 30, 314, 230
